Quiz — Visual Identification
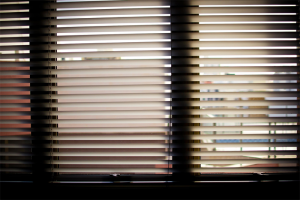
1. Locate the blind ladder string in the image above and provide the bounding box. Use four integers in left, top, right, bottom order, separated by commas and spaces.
47, 1, 54, 177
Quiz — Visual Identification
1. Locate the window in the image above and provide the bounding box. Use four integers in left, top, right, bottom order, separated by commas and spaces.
1, 0, 299, 189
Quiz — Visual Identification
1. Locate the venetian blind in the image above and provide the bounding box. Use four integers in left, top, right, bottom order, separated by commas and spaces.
170, 0, 299, 175
1, 0, 34, 181
48, 0, 172, 176
0, 0, 299, 183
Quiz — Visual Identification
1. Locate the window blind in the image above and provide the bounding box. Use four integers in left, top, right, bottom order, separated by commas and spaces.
46, 0, 172, 176
0, 0, 299, 183
1, 0, 33, 181
170, 0, 299, 176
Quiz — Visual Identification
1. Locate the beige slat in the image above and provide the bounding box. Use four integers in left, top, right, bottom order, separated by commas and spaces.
48, 108, 299, 115
173, 15, 298, 23
175, 41, 297, 48
55, 16, 171, 26
46, 125, 299, 132
46, 159, 298, 165
40, 151, 298, 157
0, 50, 171, 59
43, 117, 299, 124
4, 91, 297, 100
190, 0, 297, 6
51, 8, 170, 17
185, 83, 298, 90
179, 50, 299, 57
171, 75, 298, 81
49, 167, 297, 173
54, 0, 169, 9
50, 168, 167, 173
29, 142, 296, 149
174, 7, 297, 14
179, 66, 298, 73
2, 133, 289, 141
0, 42, 170, 51
190, 167, 297, 173
44, 100, 299, 107
1, 32, 170, 42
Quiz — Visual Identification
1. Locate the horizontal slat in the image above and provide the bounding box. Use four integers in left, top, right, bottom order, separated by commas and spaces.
2, 126, 299, 133
2, 25, 170, 35
173, 24, 297, 31
174, 41, 297, 48
52, 143, 298, 149
49, 167, 297, 173
7, 159, 297, 165
0, 42, 170, 51
3, 63, 298, 72
2, 92, 299, 100
2, 52, 300, 63
191, 167, 298, 173
63, 92, 296, 99
37, 68, 299, 78
2, 117, 298, 123
1, 134, 298, 141
54, 8, 170, 17
1, 54, 298, 65
184, 83, 298, 90
2, 167, 298, 173
48, 109, 299, 116
11, 99, 300, 106
54, 17, 169, 26
177, 50, 299, 57
0, 32, 170, 42
49, 159, 298, 165
196, 32, 298, 40
0, 169, 32, 173
3, 100, 293, 109
50, 0, 298, 9
172, 15, 298, 23
54, 0, 169, 9
0, 8, 170, 19
1, 150, 298, 157
0, 51, 170, 60
0, 115, 31, 120
37, 7, 298, 18
0, 161, 33, 165
19, 126, 298, 132
3, 32, 298, 43
1, 78, 169, 84
12, 100, 297, 107
172, 7, 297, 14
175, 66, 299, 73
173, 75, 299, 81
4, 69, 299, 77
37, 117, 298, 124
54, 133, 300, 140
2, 108, 297, 115
18, 83, 296, 92
1, 24, 297, 35
47, 142, 299, 148
188, 0, 298, 6
2, 142, 297, 149
47, 168, 160, 173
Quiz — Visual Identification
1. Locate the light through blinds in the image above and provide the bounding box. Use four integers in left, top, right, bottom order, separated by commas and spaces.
45, 0, 172, 175
0, 0, 33, 179
169, 0, 299, 174
0, 0, 299, 183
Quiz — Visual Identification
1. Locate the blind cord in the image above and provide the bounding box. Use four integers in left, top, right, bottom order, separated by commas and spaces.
167, 0, 173, 187
47, 0, 54, 178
